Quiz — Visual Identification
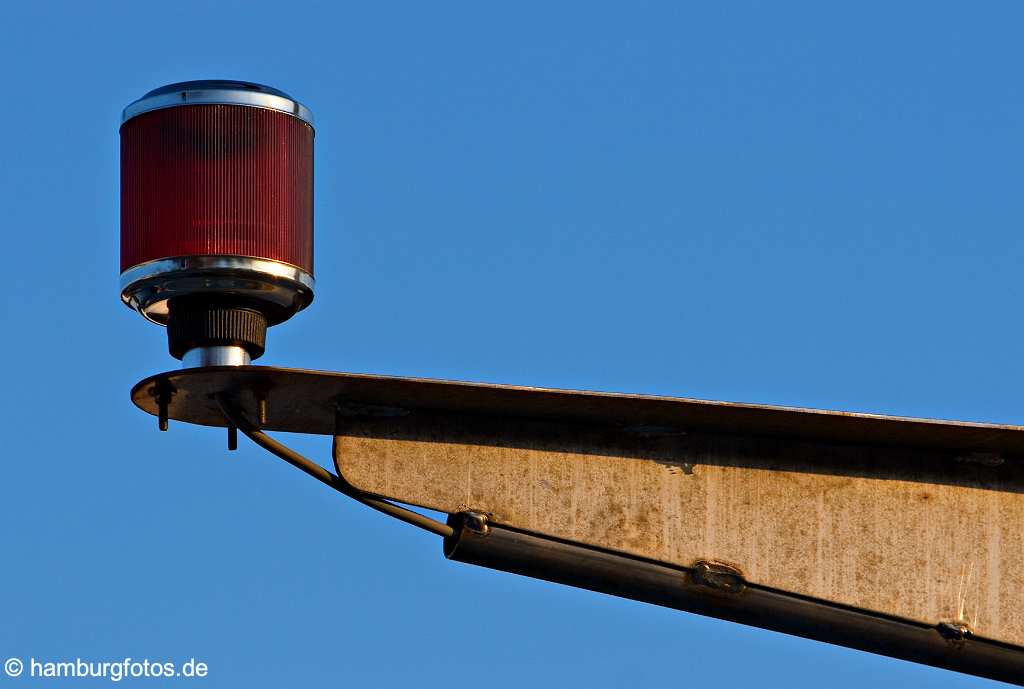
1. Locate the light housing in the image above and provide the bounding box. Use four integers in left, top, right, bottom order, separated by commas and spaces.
120, 80, 315, 365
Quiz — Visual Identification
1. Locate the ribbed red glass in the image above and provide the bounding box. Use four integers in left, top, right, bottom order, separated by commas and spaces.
120, 104, 313, 274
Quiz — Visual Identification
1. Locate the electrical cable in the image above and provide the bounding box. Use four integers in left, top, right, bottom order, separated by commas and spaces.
216, 394, 454, 538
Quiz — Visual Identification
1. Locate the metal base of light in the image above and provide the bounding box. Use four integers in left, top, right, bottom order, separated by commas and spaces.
120, 255, 314, 326
182, 346, 251, 368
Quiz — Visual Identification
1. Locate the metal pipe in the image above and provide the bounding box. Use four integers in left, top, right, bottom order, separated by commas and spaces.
182, 345, 251, 368
444, 515, 1024, 686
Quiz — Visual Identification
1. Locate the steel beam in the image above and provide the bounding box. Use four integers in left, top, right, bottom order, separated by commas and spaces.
132, 366, 1024, 682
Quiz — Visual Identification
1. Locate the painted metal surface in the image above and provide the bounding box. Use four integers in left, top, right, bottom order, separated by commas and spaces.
334, 411, 1024, 649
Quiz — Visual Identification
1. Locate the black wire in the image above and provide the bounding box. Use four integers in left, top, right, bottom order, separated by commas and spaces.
216, 394, 454, 538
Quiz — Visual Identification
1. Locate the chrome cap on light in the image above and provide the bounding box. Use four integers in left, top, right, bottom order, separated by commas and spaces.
122, 79, 315, 128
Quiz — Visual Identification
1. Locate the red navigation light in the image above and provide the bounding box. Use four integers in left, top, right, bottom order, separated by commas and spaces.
119, 81, 315, 367
121, 104, 313, 273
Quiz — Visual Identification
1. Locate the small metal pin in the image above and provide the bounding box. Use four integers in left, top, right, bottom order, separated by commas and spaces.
257, 394, 268, 427
158, 393, 169, 432
227, 424, 238, 451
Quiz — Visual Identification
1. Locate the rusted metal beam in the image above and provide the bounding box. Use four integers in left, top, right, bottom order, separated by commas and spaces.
445, 516, 1024, 685
132, 366, 1024, 682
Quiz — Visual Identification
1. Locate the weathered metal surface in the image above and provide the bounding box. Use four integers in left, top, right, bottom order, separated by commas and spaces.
332, 412, 1024, 649
445, 518, 1024, 685
132, 366, 1024, 665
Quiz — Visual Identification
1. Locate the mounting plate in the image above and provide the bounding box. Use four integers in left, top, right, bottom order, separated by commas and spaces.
132, 365, 1024, 453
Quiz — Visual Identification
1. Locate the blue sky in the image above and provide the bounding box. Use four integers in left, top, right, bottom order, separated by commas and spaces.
1, 1, 1021, 686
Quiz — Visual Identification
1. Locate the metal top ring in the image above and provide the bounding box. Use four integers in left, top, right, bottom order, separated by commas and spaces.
122, 80, 314, 128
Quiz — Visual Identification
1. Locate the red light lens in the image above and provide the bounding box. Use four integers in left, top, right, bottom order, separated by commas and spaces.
120, 105, 313, 274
